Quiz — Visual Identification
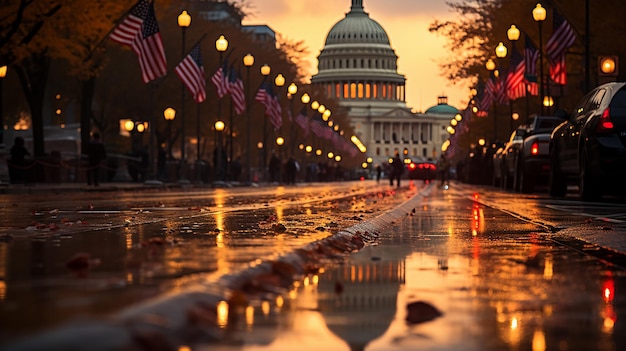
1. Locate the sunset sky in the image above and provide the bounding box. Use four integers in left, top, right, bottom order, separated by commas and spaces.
241, 0, 469, 112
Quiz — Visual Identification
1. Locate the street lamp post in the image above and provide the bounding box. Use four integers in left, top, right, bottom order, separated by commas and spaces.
0, 65, 6, 148
507, 25, 521, 130
276, 136, 284, 160
243, 53, 254, 184
287, 82, 297, 157
495, 42, 507, 141
177, 10, 191, 182
215, 120, 225, 183
485, 58, 498, 141
215, 35, 228, 124
163, 107, 176, 159
260, 64, 271, 179
273, 73, 285, 159
533, 3, 547, 115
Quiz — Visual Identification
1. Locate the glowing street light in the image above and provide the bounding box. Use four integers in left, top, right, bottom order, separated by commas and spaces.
533, 3, 547, 114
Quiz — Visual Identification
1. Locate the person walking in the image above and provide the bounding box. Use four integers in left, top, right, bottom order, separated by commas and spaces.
438, 153, 450, 187
390, 152, 404, 187
375, 164, 382, 183
284, 157, 298, 185
268, 153, 281, 184
85, 132, 107, 186
9, 136, 30, 184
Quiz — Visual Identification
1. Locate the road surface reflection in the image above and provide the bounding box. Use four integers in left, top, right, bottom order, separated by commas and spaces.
204, 190, 626, 351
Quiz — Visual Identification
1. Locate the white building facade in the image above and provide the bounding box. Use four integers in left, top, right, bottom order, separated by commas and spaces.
311, 0, 458, 166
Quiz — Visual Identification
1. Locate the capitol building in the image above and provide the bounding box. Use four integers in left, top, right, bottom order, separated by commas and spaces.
311, 0, 458, 166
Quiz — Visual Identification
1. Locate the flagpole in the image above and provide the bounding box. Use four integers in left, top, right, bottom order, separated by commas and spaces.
145, 81, 161, 185
84, 1, 142, 63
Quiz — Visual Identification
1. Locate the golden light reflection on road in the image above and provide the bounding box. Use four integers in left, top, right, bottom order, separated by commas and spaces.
217, 300, 228, 328
532, 329, 546, 351
0, 243, 5, 301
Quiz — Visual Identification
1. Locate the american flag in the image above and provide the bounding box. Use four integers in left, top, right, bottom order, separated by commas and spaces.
211, 62, 229, 98
255, 81, 282, 130
477, 79, 494, 115
294, 107, 309, 136
495, 73, 509, 105
175, 44, 206, 103
545, 11, 576, 85
506, 47, 526, 101
228, 67, 245, 115
310, 120, 327, 138
524, 35, 540, 96
110, 0, 167, 83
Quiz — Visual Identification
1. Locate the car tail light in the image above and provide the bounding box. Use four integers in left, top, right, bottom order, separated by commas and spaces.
598, 108, 615, 132
408, 163, 416, 170
531, 141, 539, 155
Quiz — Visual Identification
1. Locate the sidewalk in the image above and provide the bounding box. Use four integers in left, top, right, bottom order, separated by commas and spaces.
0, 179, 263, 194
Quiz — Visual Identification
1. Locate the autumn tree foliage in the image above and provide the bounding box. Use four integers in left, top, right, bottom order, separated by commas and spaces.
0, 0, 353, 169
0, 0, 133, 156
431, 0, 626, 106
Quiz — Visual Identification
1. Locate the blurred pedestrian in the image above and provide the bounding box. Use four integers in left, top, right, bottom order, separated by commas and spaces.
231, 156, 242, 182
9, 136, 30, 184
85, 132, 107, 186
157, 144, 167, 181
284, 157, 298, 185
390, 152, 404, 187
438, 153, 450, 187
269, 153, 281, 183
375, 164, 382, 183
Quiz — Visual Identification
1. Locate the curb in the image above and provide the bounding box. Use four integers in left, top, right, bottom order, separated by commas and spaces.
5, 183, 435, 351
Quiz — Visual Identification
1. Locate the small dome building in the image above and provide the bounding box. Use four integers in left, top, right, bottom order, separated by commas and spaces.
311, 0, 456, 167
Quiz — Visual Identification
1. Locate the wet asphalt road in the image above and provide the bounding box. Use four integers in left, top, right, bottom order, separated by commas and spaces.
197, 183, 626, 351
2, 180, 626, 350
0, 180, 418, 344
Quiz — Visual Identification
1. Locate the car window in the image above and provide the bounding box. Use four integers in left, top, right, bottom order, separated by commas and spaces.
573, 91, 594, 121
588, 89, 606, 111
611, 89, 626, 108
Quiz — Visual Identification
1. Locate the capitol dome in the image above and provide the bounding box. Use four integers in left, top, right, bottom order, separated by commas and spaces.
425, 96, 459, 116
324, 0, 390, 46
311, 0, 406, 108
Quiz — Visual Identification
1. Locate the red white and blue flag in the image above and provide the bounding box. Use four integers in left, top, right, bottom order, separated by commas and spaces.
175, 44, 206, 103
110, 0, 167, 83
211, 61, 229, 98
255, 81, 282, 130
294, 107, 309, 137
524, 35, 539, 96
228, 67, 246, 115
545, 11, 576, 85
506, 46, 526, 101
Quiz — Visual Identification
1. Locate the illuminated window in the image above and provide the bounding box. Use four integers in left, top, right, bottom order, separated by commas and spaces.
366, 83, 371, 98
350, 83, 357, 98
343, 83, 349, 98
358, 83, 364, 98
373, 83, 378, 98
335, 83, 341, 99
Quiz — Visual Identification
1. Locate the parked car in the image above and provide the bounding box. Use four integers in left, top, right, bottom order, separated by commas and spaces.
549, 82, 626, 200
500, 127, 527, 189
408, 160, 437, 180
512, 115, 565, 193
492, 145, 505, 187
